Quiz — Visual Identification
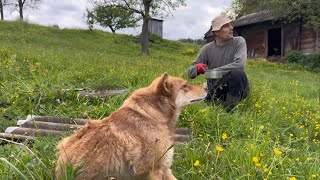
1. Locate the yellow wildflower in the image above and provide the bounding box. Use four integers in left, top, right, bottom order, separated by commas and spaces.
255, 163, 262, 167
222, 133, 228, 140
289, 177, 297, 180
193, 160, 200, 167
274, 148, 282, 155
216, 146, 224, 152
252, 157, 259, 163
263, 168, 269, 173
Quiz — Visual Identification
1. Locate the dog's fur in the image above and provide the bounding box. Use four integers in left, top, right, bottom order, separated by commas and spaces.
55, 73, 207, 180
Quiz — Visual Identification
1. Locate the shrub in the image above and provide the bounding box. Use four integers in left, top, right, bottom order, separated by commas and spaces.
307, 51, 320, 71
181, 48, 198, 56
284, 50, 307, 64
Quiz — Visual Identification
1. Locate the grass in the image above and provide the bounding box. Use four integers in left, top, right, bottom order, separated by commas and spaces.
0, 20, 319, 179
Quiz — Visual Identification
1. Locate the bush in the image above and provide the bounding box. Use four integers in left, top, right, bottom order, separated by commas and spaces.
181, 48, 198, 56
307, 51, 320, 71
284, 50, 307, 64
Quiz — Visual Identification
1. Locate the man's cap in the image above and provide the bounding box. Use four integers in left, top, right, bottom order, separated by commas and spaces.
211, 15, 233, 31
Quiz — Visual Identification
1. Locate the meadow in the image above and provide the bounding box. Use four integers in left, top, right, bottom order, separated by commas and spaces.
0, 20, 319, 179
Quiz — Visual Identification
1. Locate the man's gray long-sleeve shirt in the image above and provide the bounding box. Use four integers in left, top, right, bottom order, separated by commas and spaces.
187, 36, 247, 79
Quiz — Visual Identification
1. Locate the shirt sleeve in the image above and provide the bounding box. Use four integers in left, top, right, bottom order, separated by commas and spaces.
214, 37, 247, 71
186, 46, 208, 79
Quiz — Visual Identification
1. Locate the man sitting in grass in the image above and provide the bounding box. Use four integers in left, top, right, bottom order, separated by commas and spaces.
187, 14, 250, 111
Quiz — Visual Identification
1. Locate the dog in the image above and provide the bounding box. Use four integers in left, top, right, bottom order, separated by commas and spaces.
55, 73, 207, 180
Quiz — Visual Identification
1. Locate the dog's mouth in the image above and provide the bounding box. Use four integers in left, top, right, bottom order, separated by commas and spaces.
190, 98, 205, 103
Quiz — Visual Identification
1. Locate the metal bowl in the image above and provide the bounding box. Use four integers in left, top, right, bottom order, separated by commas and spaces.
204, 69, 222, 79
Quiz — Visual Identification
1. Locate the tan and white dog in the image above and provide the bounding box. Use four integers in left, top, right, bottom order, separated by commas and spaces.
56, 73, 207, 180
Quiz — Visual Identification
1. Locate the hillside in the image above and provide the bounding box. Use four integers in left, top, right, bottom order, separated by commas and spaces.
0, 20, 319, 179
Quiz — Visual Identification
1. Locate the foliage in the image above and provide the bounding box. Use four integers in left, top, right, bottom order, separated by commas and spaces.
84, 8, 94, 30
0, 20, 319, 179
283, 50, 307, 64
178, 38, 206, 45
90, 0, 186, 55
232, 0, 320, 29
13, 0, 41, 20
285, 51, 320, 72
88, 5, 140, 33
307, 51, 320, 71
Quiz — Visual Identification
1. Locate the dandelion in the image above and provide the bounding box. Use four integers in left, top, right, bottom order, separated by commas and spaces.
193, 160, 200, 167
252, 157, 259, 163
273, 148, 282, 155
222, 133, 228, 140
216, 146, 224, 152
289, 177, 297, 180
263, 167, 269, 173
255, 163, 262, 167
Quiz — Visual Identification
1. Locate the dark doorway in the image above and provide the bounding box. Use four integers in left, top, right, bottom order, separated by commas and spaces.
268, 28, 282, 56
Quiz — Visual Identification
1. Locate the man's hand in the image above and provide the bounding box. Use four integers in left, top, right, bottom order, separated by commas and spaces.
196, 63, 208, 74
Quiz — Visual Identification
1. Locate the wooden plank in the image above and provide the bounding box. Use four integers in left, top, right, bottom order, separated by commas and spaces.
300, 43, 315, 50
174, 134, 190, 143
300, 37, 315, 44
9, 127, 62, 137
32, 116, 87, 125
20, 121, 82, 131
0, 133, 34, 141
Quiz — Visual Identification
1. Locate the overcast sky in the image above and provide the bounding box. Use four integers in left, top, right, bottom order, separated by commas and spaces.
3, 0, 232, 40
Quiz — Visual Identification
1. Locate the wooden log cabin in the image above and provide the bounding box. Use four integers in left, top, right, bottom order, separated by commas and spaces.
204, 11, 320, 60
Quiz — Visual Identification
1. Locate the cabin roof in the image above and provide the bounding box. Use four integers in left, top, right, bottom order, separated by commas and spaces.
234, 11, 276, 27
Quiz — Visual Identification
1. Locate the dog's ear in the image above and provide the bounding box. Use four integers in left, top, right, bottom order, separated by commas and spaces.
155, 73, 172, 95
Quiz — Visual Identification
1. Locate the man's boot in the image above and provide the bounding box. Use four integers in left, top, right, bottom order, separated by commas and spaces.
224, 93, 241, 112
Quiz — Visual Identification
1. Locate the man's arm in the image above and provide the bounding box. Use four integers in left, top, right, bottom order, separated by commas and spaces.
187, 47, 208, 79
214, 37, 247, 71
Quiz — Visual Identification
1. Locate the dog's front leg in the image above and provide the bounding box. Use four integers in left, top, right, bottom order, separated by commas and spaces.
149, 169, 164, 180
162, 168, 177, 180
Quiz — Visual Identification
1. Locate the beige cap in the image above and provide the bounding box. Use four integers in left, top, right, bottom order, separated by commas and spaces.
211, 15, 233, 31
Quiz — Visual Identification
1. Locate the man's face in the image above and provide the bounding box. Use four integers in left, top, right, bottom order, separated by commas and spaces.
213, 22, 234, 40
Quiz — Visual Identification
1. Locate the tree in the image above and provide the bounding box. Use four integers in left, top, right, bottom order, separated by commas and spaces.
0, 0, 10, 20
0, 0, 4, 20
89, 5, 140, 33
90, 0, 186, 55
85, 8, 95, 30
11, 0, 41, 20
232, 0, 320, 29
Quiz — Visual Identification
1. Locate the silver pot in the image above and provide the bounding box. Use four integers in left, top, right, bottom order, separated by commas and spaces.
204, 69, 222, 79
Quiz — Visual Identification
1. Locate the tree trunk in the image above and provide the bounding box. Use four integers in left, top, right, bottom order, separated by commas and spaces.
18, 0, 23, 20
141, 0, 151, 55
0, 0, 3, 20
109, 26, 116, 33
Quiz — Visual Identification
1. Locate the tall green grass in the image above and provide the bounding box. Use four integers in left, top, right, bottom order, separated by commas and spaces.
0, 20, 319, 179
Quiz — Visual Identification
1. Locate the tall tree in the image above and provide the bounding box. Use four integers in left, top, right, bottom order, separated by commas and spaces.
232, 0, 320, 29
0, 0, 3, 20
85, 8, 95, 30
89, 5, 140, 33
0, 0, 10, 20
90, 0, 186, 55
13, 0, 41, 20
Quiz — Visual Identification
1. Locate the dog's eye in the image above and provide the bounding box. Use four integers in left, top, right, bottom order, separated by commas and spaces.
182, 84, 189, 91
